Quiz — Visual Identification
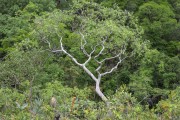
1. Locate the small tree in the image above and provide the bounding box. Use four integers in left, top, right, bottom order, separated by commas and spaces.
36, 1, 146, 104
51, 34, 129, 102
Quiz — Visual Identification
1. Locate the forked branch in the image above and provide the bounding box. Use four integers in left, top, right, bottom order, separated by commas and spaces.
47, 33, 129, 103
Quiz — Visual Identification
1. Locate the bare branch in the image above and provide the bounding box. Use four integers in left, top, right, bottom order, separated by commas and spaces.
95, 64, 102, 72
100, 57, 123, 76
45, 32, 132, 103
83, 40, 101, 65
82, 66, 98, 82
79, 32, 89, 57
44, 40, 51, 49
52, 37, 83, 67
102, 53, 121, 63
94, 37, 107, 62
41, 36, 51, 49
95, 52, 121, 72
97, 43, 128, 76
120, 43, 127, 54
51, 50, 63, 52
50, 36, 98, 83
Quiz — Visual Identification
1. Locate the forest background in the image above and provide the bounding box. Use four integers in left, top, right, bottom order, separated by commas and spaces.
0, 0, 180, 119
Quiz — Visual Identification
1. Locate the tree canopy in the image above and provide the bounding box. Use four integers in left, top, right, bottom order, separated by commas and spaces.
0, 0, 179, 119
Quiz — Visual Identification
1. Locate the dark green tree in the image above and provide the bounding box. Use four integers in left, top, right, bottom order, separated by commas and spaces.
34, 0, 146, 103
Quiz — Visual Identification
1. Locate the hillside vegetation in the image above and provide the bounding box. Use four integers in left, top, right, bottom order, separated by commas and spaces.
0, 0, 179, 119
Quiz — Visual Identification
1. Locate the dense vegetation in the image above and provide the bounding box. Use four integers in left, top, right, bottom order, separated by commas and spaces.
0, 0, 179, 119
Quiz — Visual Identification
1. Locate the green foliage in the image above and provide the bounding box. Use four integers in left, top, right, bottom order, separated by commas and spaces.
97, 0, 180, 56
157, 87, 180, 119
30, 0, 56, 12
0, 5, 34, 57
0, 0, 180, 119
0, 88, 31, 119
34, 0, 145, 80
91, 86, 161, 120
0, 0, 58, 58
137, 1, 178, 54
0, 49, 65, 89
129, 49, 180, 102
0, 0, 29, 16
98, 0, 144, 12
168, 0, 180, 21
163, 56, 180, 89
40, 81, 96, 119
0, 81, 97, 119
138, 1, 175, 22
0, 0, 57, 16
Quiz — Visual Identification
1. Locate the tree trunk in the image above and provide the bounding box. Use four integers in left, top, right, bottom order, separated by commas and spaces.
95, 81, 108, 102
95, 81, 111, 115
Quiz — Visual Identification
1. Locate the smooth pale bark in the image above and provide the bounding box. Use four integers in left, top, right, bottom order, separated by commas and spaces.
96, 81, 108, 102
48, 34, 127, 103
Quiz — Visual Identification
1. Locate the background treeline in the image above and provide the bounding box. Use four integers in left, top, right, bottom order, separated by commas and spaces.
0, 0, 179, 119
